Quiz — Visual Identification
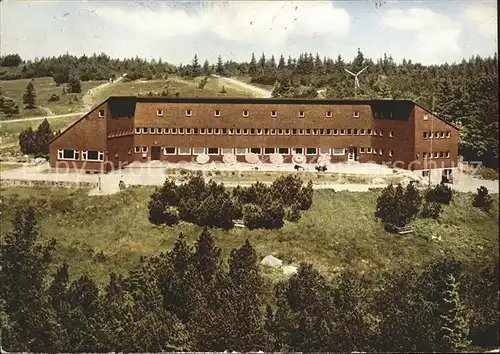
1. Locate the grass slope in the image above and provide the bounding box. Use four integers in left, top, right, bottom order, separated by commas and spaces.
1, 77, 106, 119
0, 186, 497, 288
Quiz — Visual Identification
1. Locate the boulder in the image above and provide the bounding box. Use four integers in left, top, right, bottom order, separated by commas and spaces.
260, 255, 283, 269
283, 265, 298, 276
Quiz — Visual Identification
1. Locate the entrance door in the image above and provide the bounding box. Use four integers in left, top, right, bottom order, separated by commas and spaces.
151, 146, 161, 161
347, 148, 356, 162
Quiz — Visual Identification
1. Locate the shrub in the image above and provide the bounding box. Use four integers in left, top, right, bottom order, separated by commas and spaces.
420, 201, 443, 219
376, 183, 422, 228
271, 175, 304, 206
48, 93, 60, 102
148, 198, 166, 225
426, 183, 453, 204
473, 186, 493, 212
285, 203, 301, 222
197, 77, 209, 89
243, 204, 264, 230
297, 180, 314, 210
164, 206, 180, 226
220, 85, 227, 94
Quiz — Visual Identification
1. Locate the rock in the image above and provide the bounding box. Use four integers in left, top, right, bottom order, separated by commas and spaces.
283, 265, 298, 276
260, 255, 282, 269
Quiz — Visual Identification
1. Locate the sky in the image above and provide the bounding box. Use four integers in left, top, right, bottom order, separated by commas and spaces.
0, 0, 497, 66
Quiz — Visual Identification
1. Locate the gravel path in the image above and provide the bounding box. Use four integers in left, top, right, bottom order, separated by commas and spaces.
214, 76, 272, 98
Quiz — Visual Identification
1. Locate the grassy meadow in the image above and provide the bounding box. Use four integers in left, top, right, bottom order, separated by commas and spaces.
0, 77, 106, 118
0, 186, 497, 288
234, 75, 275, 91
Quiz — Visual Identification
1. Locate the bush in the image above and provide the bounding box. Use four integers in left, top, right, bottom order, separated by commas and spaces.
297, 180, 314, 210
250, 74, 277, 86
243, 204, 264, 230
220, 85, 227, 94
148, 198, 166, 225
285, 203, 301, 222
164, 206, 180, 226
473, 186, 493, 212
376, 183, 422, 228
426, 183, 453, 204
48, 93, 60, 102
420, 201, 443, 219
197, 77, 209, 89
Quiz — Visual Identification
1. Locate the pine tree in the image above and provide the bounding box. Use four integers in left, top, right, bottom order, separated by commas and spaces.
440, 274, 471, 352
259, 52, 266, 69
249, 53, 257, 76
202, 59, 210, 75
191, 54, 202, 77
34, 118, 53, 155
23, 79, 36, 108
216, 55, 224, 76
68, 72, 82, 93
269, 55, 277, 69
19, 126, 36, 154
278, 54, 286, 70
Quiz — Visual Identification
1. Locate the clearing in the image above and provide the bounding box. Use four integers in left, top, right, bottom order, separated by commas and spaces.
0, 186, 497, 288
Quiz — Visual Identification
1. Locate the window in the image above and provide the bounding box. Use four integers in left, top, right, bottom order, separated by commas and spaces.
439, 151, 444, 158
135, 128, 141, 134
434, 152, 439, 158
164, 147, 176, 155
360, 147, 365, 154
243, 110, 249, 117
354, 129, 359, 135
340, 129, 345, 135
221, 148, 234, 155
347, 129, 352, 135
134, 146, 141, 153
270, 129, 277, 135
192, 147, 205, 154
193, 128, 199, 135
264, 148, 275, 155
290, 129, 296, 135
374, 111, 379, 118
298, 111, 305, 118
313, 129, 318, 135
293, 148, 303, 155
332, 148, 345, 156
285, 129, 290, 135
142, 128, 148, 134
390, 130, 394, 137
150, 128, 155, 134
82, 150, 104, 161
207, 148, 219, 155
306, 129, 311, 135
156, 109, 163, 117
142, 147, 148, 153
186, 128, 192, 135
178, 147, 191, 155
360, 129, 365, 135
250, 148, 261, 154
423, 114, 429, 121
326, 129, 332, 135
236, 129, 241, 135
278, 129, 284, 135
379, 149, 383, 155
235, 148, 247, 155
250, 128, 255, 135
423, 152, 428, 158
57, 149, 79, 160
326, 111, 332, 118
222, 128, 227, 135
228, 128, 234, 135
243, 129, 249, 135
333, 129, 338, 135
373, 148, 378, 154
207, 128, 213, 135
264, 128, 269, 135
214, 128, 220, 135
214, 110, 221, 117
171, 128, 177, 134
374, 129, 378, 136
156, 128, 162, 134
200, 128, 206, 135
379, 130, 383, 136
440, 131, 445, 138
367, 148, 372, 154
446, 131, 451, 138
446, 151, 450, 158
278, 147, 290, 154
367, 129, 372, 135
185, 109, 192, 117
271, 110, 277, 118
178, 128, 184, 134
319, 129, 324, 135
422, 170, 430, 177
98, 110, 105, 118
306, 148, 317, 155
353, 111, 359, 118
423, 132, 428, 139
319, 147, 330, 155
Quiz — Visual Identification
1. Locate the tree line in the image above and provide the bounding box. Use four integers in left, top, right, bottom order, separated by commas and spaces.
0, 206, 498, 352
18, 118, 59, 157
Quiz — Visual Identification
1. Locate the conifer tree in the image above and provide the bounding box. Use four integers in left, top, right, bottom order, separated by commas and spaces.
191, 54, 202, 77
278, 54, 286, 70
34, 118, 53, 155
202, 59, 210, 75
22, 79, 36, 108
249, 52, 257, 75
216, 55, 224, 76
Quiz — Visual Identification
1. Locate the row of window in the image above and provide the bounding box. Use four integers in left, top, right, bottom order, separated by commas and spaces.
134, 127, 395, 137
422, 151, 451, 159
423, 131, 451, 139
57, 149, 104, 161
134, 147, 350, 156
155, 109, 361, 119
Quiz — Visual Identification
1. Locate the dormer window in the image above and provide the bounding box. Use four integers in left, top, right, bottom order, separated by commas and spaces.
271, 110, 277, 118
156, 109, 163, 117
214, 110, 221, 117
326, 111, 332, 118
98, 110, 105, 118
298, 111, 305, 118
243, 110, 249, 117
185, 109, 192, 117
353, 111, 360, 118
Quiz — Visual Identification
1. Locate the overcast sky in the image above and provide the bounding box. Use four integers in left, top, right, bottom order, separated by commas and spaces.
0, 0, 497, 65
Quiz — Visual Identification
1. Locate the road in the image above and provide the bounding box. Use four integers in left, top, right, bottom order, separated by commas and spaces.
213, 76, 273, 98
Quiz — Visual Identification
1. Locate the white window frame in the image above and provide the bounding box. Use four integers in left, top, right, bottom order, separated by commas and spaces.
319, 147, 330, 155
434, 152, 439, 158
271, 110, 277, 118
192, 147, 205, 155
285, 129, 290, 136
326, 111, 332, 118
366, 148, 372, 154
193, 128, 199, 135
228, 128, 234, 135
360, 147, 365, 154
264, 129, 270, 135
298, 111, 305, 118
186, 128, 191, 135
306, 147, 318, 155
98, 110, 105, 118
82, 150, 104, 161
185, 109, 192, 117
332, 148, 345, 156
250, 147, 261, 155
214, 110, 221, 117
326, 129, 332, 135
250, 128, 255, 135
374, 129, 378, 136
347, 129, 352, 136
446, 131, 451, 138
360, 129, 365, 136
340, 129, 345, 136
178, 128, 185, 135
270, 129, 277, 135
236, 129, 242, 135
243, 129, 249, 135
171, 128, 177, 135
235, 148, 247, 156
305, 129, 311, 136
423, 152, 428, 159
278, 129, 284, 136
207, 147, 220, 155
163, 147, 176, 155
319, 129, 325, 136
264, 147, 275, 155
57, 149, 79, 160
379, 149, 383, 155
373, 148, 378, 154
298, 129, 304, 136
292, 129, 297, 135
423, 114, 429, 121
440, 131, 445, 138
278, 147, 290, 155
389, 150, 394, 157
446, 151, 450, 158
257, 128, 263, 136
333, 129, 338, 136
379, 130, 384, 136
156, 128, 162, 134
178, 147, 191, 155
164, 128, 170, 134
390, 130, 394, 137
353, 111, 359, 118
156, 109, 164, 117
149, 128, 156, 134
207, 128, 213, 135
221, 148, 234, 155
135, 128, 141, 134
367, 129, 372, 135
142, 128, 148, 134
214, 128, 220, 135
243, 110, 249, 117
312, 129, 318, 136
292, 147, 303, 155
142, 147, 148, 153
134, 146, 141, 153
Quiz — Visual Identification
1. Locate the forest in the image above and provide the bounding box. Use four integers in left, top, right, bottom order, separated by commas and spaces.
0, 205, 498, 353
1, 50, 497, 168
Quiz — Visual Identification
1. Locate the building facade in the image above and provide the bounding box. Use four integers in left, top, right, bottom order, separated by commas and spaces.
49, 96, 459, 176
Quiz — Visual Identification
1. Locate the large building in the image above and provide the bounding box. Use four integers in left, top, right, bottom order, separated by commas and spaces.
49, 96, 459, 177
